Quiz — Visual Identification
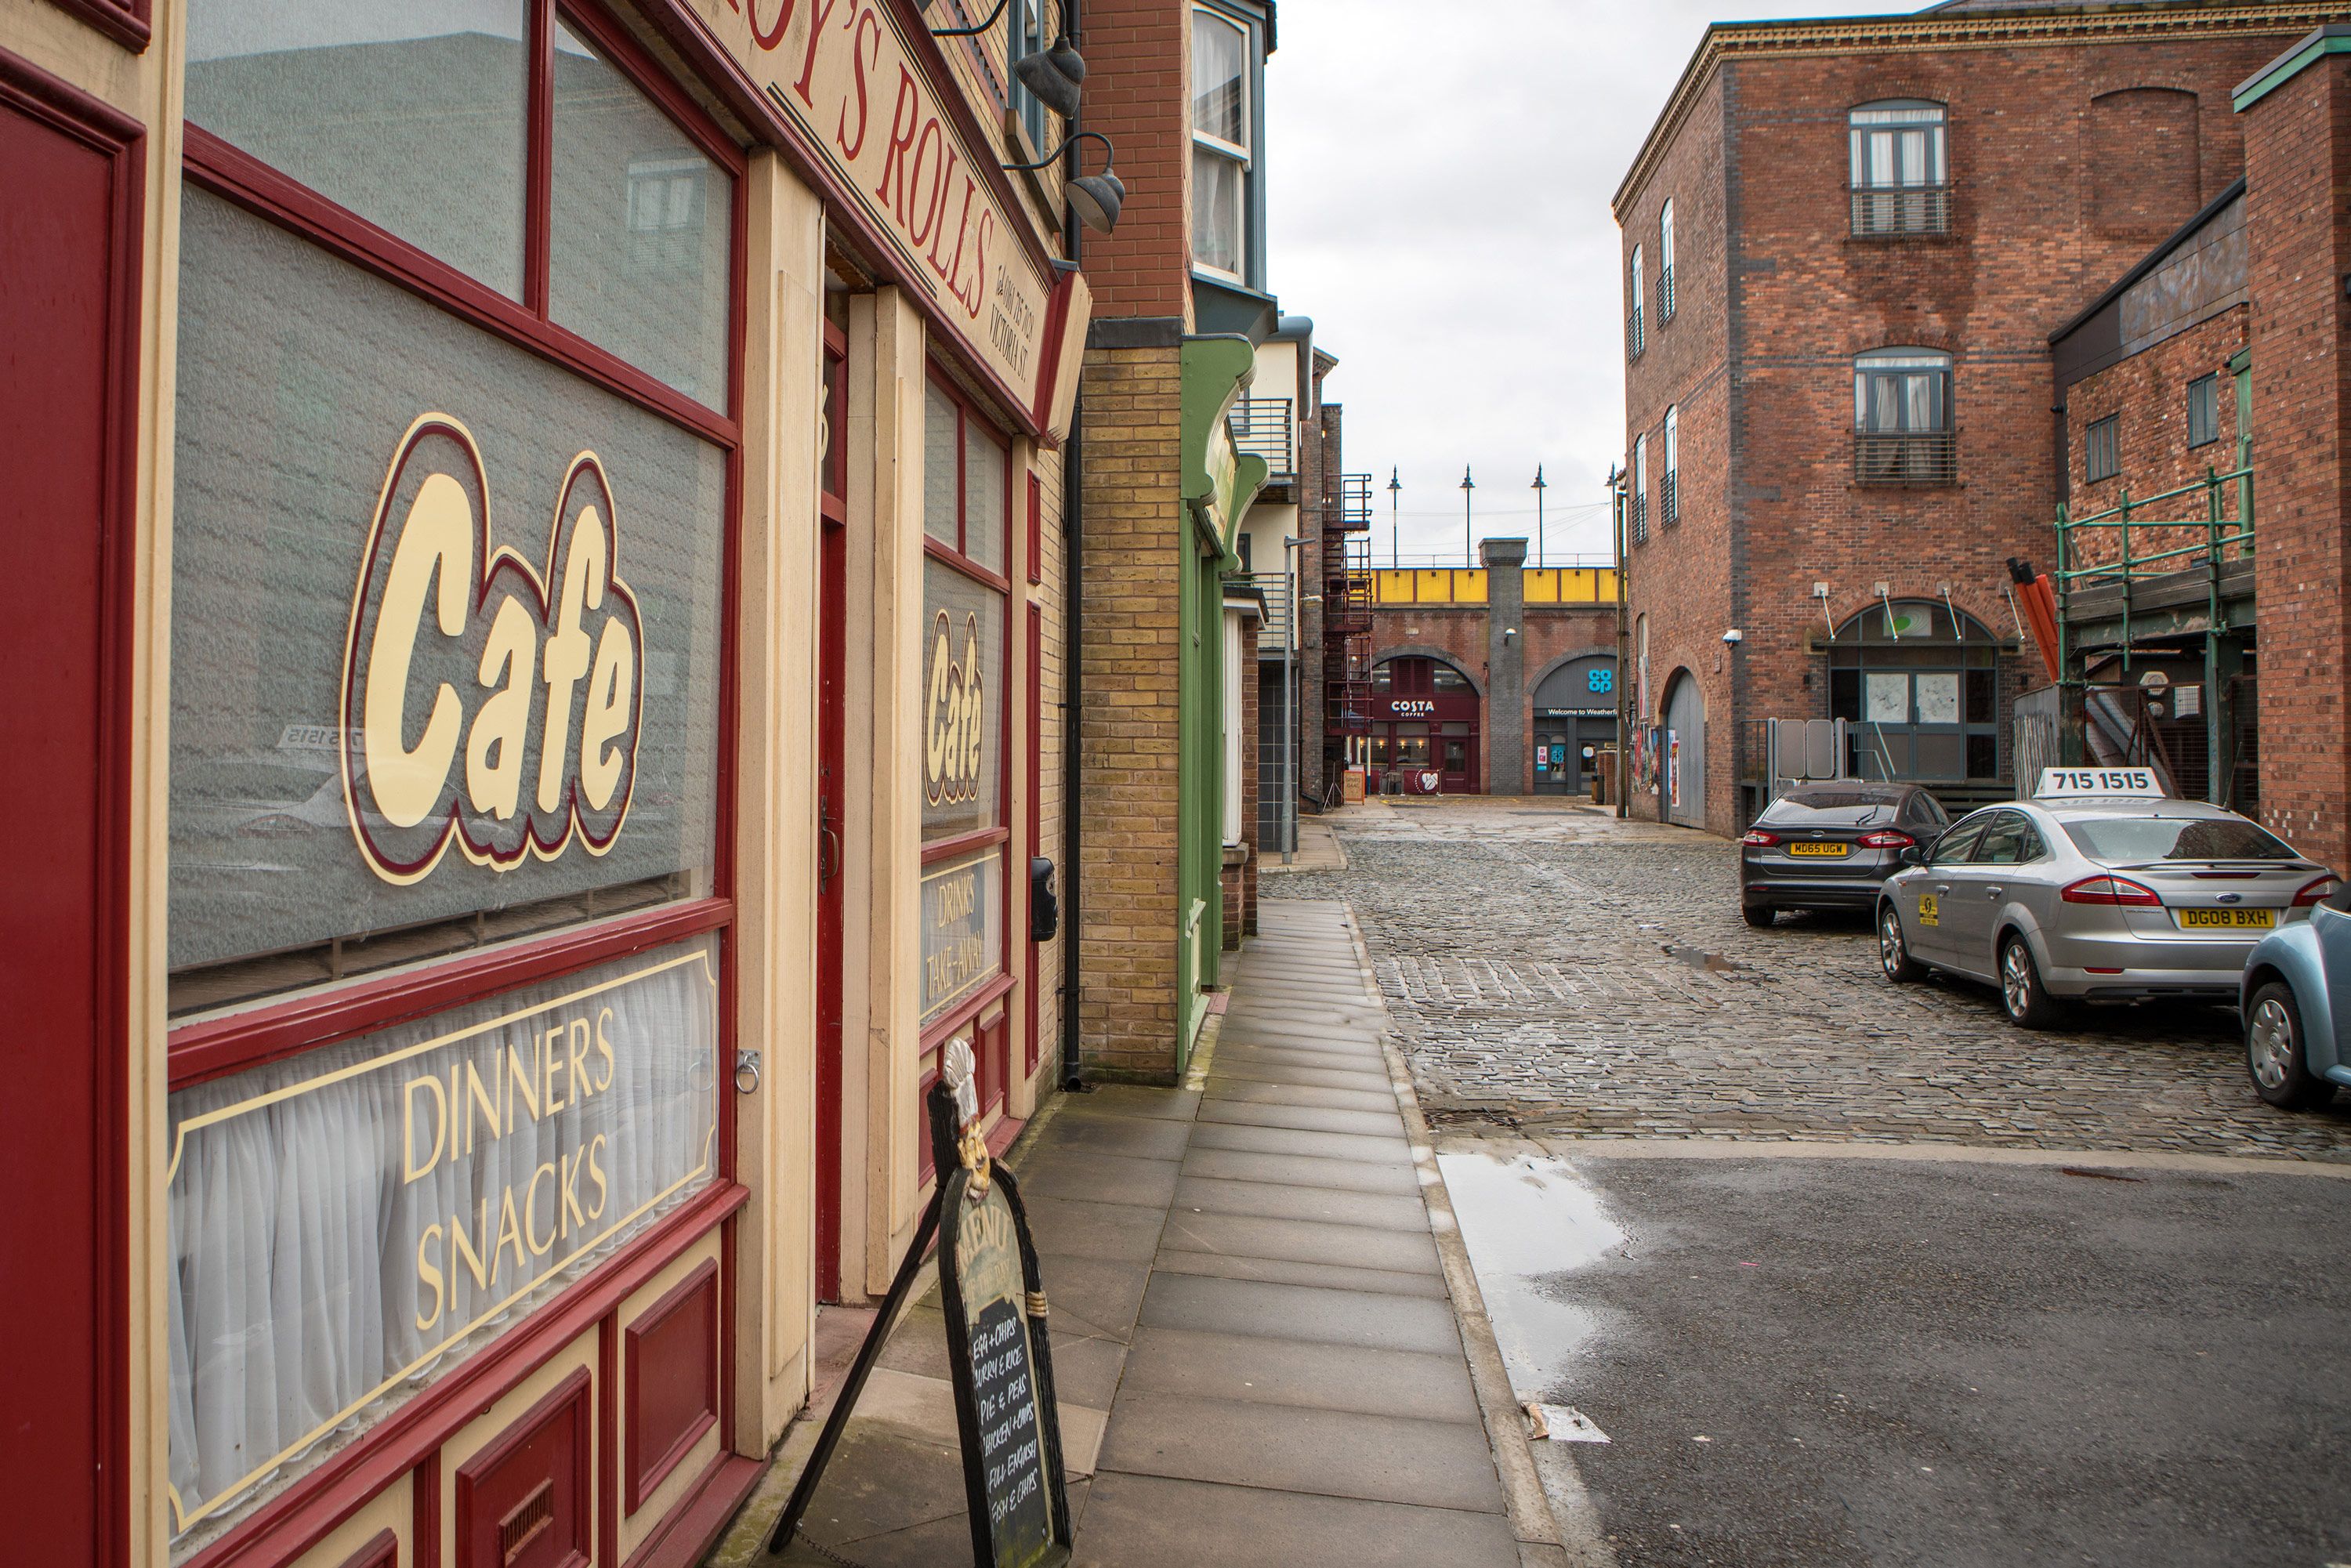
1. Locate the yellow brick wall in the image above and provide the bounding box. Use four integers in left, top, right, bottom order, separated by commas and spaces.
1076, 343, 1186, 1079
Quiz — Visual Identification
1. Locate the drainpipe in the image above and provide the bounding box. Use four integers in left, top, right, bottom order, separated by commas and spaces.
1060, 0, 1086, 1091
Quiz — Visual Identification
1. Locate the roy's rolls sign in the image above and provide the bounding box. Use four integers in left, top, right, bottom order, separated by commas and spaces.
339, 415, 645, 885
691, 0, 1055, 403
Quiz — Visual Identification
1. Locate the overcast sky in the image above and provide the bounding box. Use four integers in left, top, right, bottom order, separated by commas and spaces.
1264, 0, 1911, 565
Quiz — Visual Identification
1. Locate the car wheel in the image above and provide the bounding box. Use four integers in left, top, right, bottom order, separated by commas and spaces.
2245, 982, 2338, 1110
1999, 932, 2067, 1030
1742, 901, 1775, 929
1879, 903, 1924, 983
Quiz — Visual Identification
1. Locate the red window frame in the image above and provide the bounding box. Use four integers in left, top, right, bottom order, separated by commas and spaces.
918, 367, 1016, 1122
163, 11, 749, 1558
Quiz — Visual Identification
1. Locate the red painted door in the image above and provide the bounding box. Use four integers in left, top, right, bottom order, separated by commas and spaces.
814, 324, 848, 1300
0, 61, 141, 1568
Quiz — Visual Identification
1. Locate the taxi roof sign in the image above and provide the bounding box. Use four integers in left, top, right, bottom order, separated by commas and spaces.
2034, 766, 2164, 800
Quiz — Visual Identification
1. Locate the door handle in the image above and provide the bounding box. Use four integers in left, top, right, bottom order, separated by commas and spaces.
818, 797, 840, 889
1985, 885, 2003, 898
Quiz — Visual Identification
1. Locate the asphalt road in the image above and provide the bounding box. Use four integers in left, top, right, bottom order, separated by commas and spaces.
1267, 797, 2351, 1567
1444, 1145, 2351, 1568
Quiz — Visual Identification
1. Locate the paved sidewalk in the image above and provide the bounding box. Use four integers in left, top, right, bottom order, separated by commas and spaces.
709, 900, 1555, 1567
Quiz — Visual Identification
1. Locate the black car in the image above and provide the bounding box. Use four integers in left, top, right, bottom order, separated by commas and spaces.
1741, 783, 1951, 926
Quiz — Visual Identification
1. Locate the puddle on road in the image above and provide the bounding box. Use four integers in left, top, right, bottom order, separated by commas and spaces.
1663, 943, 1748, 974
1439, 1150, 1625, 1402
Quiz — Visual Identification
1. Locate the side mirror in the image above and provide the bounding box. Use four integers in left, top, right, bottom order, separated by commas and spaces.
1029, 856, 1060, 943
1900, 844, 1929, 867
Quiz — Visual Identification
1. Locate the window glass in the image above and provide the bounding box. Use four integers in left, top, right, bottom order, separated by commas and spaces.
1972, 812, 2031, 864
550, 23, 732, 407
1661, 199, 1675, 271
2063, 815, 2298, 863
2086, 415, 2120, 481
921, 847, 1003, 1027
1191, 10, 1247, 146
922, 559, 1005, 841
964, 418, 1009, 577
168, 188, 726, 994
187, 0, 528, 298
1849, 101, 1947, 188
2188, 375, 2219, 448
925, 382, 962, 550
1762, 791, 1907, 827
166, 932, 720, 1545
1430, 664, 1472, 692
1931, 817, 1987, 864
1192, 145, 1244, 275
1631, 244, 1644, 302
1665, 407, 1679, 476
1855, 352, 1949, 434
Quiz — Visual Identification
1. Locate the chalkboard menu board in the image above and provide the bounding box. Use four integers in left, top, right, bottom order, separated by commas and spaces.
934, 1088, 1070, 1566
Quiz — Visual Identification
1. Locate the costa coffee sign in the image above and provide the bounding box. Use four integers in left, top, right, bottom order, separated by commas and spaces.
340, 415, 644, 885
694, 0, 1054, 404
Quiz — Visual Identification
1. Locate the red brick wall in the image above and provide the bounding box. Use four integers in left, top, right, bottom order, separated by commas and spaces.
2244, 55, 2351, 870
1622, 70, 1733, 829
2064, 305, 2248, 570
1619, 23, 2301, 835
1367, 599, 1619, 793
1073, 0, 1192, 320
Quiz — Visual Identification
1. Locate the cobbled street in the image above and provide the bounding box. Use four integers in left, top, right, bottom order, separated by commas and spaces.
1268, 795, 2351, 1161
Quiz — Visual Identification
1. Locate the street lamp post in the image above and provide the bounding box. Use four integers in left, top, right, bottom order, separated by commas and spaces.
1460, 465, 1476, 563
1387, 467, 1401, 569
1531, 465, 1547, 568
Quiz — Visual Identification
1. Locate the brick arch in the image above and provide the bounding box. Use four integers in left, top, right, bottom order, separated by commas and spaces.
1849, 334, 1960, 360
1527, 646, 1619, 699
1371, 646, 1483, 697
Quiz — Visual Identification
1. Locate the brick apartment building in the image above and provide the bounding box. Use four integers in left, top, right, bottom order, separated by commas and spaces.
1614, 0, 2331, 836
2041, 22, 2351, 877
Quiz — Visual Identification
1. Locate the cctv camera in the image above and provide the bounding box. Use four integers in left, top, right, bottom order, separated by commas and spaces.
1722, 628, 1744, 645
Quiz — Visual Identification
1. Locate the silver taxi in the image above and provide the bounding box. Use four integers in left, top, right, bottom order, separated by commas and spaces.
1877, 770, 2338, 1028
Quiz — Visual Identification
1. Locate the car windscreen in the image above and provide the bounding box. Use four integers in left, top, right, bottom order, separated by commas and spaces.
1760, 791, 1906, 827
2061, 814, 2299, 864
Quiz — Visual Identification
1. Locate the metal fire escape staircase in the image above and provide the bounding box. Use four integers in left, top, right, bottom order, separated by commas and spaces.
1324, 473, 1375, 741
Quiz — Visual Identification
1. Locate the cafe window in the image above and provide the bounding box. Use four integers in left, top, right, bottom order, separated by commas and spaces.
920, 372, 1013, 1107
166, 2, 741, 1551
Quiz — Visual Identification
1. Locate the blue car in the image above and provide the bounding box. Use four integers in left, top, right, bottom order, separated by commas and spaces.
2241, 885, 2351, 1110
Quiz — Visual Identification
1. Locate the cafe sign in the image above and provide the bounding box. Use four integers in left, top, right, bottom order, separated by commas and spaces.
340, 415, 645, 886
692, 0, 1056, 409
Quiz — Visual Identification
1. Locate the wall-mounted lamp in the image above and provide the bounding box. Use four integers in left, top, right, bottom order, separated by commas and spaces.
918, 1, 1087, 118
1721, 628, 1744, 646
1006, 130, 1125, 232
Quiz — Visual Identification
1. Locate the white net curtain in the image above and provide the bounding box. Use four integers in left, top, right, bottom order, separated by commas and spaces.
165, 937, 719, 1539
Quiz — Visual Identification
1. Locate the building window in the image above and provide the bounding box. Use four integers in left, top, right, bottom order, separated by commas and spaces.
2187, 375, 2219, 449
1191, 8, 1250, 281
1663, 405, 1679, 524
920, 373, 1012, 1110
1658, 199, 1676, 323
1849, 100, 1949, 236
1632, 432, 1650, 543
2086, 414, 2120, 482
1853, 348, 1954, 484
167, 3, 741, 1544
1008, 0, 1052, 152
1628, 244, 1646, 360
